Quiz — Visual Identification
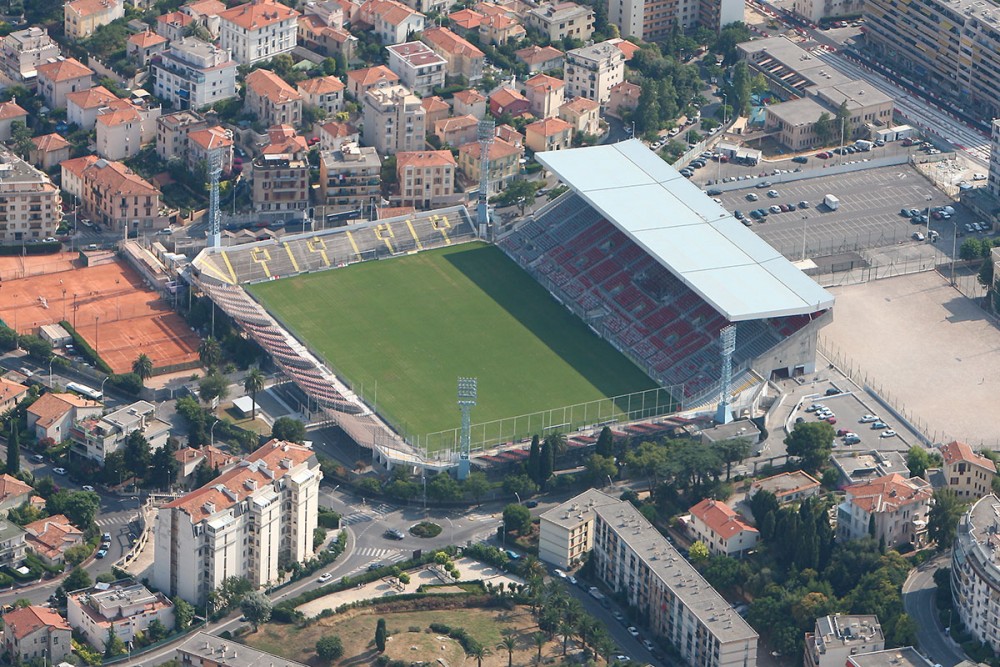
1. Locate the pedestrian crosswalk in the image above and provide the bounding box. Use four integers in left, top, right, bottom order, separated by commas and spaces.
341, 512, 372, 526
370, 503, 397, 517
356, 547, 403, 559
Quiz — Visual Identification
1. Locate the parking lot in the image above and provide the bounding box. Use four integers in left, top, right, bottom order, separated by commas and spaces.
792, 391, 914, 453
713, 165, 979, 260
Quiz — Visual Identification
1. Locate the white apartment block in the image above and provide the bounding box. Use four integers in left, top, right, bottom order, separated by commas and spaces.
804, 615, 884, 667
218, 0, 300, 65
609, 0, 741, 41
540, 490, 759, 667
69, 400, 170, 464
153, 440, 322, 605
564, 41, 624, 105
0, 153, 61, 244
989, 120, 1000, 201
152, 38, 238, 110
791, 0, 862, 23
361, 83, 427, 155
524, 2, 594, 42
1, 27, 60, 85
67, 580, 175, 648
953, 494, 1000, 653
385, 42, 447, 97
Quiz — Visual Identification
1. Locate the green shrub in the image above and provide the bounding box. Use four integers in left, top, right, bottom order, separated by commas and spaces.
60, 320, 112, 374
409, 521, 442, 538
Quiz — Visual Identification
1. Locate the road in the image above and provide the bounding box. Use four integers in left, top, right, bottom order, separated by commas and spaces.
902, 553, 967, 667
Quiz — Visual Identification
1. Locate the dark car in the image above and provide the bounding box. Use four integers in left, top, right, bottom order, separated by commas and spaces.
524, 500, 539, 508
706, 188, 722, 196
791, 156, 808, 164
825, 388, 841, 396
385, 528, 405, 540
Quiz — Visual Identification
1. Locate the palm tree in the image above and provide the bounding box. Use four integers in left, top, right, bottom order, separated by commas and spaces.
558, 619, 575, 656
243, 368, 265, 420
593, 634, 616, 665
468, 645, 492, 667
497, 634, 517, 667
132, 354, 153, 384
198, 336, 221, 369
532, 633, 546, 665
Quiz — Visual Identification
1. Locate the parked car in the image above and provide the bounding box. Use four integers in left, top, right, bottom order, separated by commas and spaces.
871, 421, 889, 430
859, 414, 879, 423
792, 156, 808, 164
53, 467, 66, 475
746, 193, 759, 201
317, 573, 333, 583
844, 435, 862, 445
82, 485, 95, 492
767, 189, 779, 198
880, 430, 897, 438
96, 549, 107, 559
627, 627, 640, 638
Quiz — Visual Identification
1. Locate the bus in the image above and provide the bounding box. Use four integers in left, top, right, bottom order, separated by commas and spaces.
66, 382, 102, 401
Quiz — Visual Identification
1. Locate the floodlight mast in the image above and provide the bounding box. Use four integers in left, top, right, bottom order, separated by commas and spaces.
457, 377, 477, 480
715, 325, 736, 425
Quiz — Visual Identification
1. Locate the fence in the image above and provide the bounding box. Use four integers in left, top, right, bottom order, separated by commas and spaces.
708, 152, 912, 192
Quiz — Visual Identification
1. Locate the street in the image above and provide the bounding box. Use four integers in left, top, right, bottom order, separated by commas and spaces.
902, 554, 966, 667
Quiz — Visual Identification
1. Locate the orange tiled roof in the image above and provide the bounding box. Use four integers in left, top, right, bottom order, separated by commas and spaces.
452, 89, 485, 105
0, 101, 27, 121
515, 44, 563, 65
435, 114, 477, 134
524, 73, 564, 91
246, 69, 302, 105
183, 0, 227, 16
421, 26, 484, 58
297, 75, 345, 96
941, 441, 997, 472
346, 64, 399, 87
421, 95, 450, 114
60, 155, 100, 179
0, 473, 33, 503
84, 160, 160, 196
128, 30, 168, 47
0, 378, 28, 405
448, 7, 484, 29
689, 498, 757, 540
319, 120, 357, 138
66, 0, 121, 17
526, 116, 571, 136
188, 126, 233, 150
610, 80, 640, 95
263, 124, 308, 155
95, 106, 141, 127
158, 11, 195, 26
378, 1, 420, 25
27, 392, 98, 429
459, 136, 521, 160
66, 85, 122, 110
376, 205, 415, 218
24, 514, 82, 561
219, 0, 299, 30
174, 444, 239, 470
37, 58, 94, 83
495, 123, 522, 144
845, 473, 933, 513
608, 37, 640, 60
561, 96, 598, 113
396, 149, 456, 169
490, 87, 527, 107
3, 606, 69, 641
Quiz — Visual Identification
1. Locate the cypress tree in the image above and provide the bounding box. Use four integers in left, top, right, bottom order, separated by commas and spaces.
595, 427, 614, 458
527, 434, 541, 484
6, 421, 19, 474
539, 438, 554, 489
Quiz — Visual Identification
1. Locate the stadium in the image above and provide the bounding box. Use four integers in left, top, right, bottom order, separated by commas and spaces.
188, 140, 834, 472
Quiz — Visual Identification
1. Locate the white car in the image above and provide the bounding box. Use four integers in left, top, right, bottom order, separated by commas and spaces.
627, 627, 640, 638
81, 485, 95, 492
554, 569, 567, 579
880, 430, 897, 438
317, 573, 333, 583
859, 415, 879, 423
767, 189, 779, 198
52, 467, 67, 475
643, 640, 656, 652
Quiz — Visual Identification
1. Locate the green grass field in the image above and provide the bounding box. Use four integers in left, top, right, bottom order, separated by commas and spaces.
248, 242, 661, 447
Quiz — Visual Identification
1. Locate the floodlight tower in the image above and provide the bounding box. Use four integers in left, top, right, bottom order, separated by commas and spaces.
457, 377, 477, 480
715, 325, 736, 425
476, 119, 494, 239
207, 148, 222, 248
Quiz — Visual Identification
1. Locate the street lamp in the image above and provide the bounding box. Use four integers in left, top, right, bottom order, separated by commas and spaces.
445, 516, 455, 545
100, 376, 110, 405
722, 94, 728, 125
514, 492, 522, 505
210, 418, 221, 446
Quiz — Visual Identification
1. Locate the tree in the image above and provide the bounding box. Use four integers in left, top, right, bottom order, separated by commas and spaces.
198, 337, 222, 369
890, 613, 918, 648
585, 453, 617, 487
65, 566, 92, 592
712, 437, 750, 480
689, 540, 710, 563
375, 618, 388, 652
132, 354, 153, 384
503, 474, 538, 498
595, 426, 614, 458
104, 626, 126, 658
9, 120, 33, 159
243, 368, 265, 420
905, 446, 934, 479
960, 238, 984, 261
927, 488, 965, 549
468, 645, 492, 667
149, 438, 180, 490
47, 490, 100, 530
498, 635, 517, 667
463, 471, 491, 505
496, 178, 537, 213
147, 619, 168, 642
316, 635, 344, 662
503, 503, 532, 536
240, 591, 272, 631
731, 61, 752, 116
427, 472, 463, 502
814, 112, 833, 145
199, 372, 229, 404
6, 421, 18, 475
272, 416, 306, 443
835, 100, 851, 141
173, 596, 194, 630
528, 434, 541, 484
784, 421, 835, 473
539, 438, 554, 490
633, 83, 661, 135
533, 632, 546, 664
123, 430, 152, 480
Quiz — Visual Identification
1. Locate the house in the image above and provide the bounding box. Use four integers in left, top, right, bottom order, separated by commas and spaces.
0, 378, 28, 416
59, 155, 100, 200
687, 498, 759, 557
0, 153, 62, 244
151, 38, 239, 110
837, 473, 932, 547
523, 73, 565, 119
153, 440, 322, 604
37, 58, 94, 110
95, 107, 146, 160
66, 86, 126, 131
748, 471, 821, 506
804, 615, 884, 667
564, 41, 624, 105
218, 0, 300, 65
64, 0, 125, 39
358, 0, 426, 45
607, 37, 640, 61
318, 142, 381, 215
246, 69, 303, 127
495, 123, 523, 145
524, 1, 594, 42
361, 83, 426, 155
68, 580, 175, 648
156, 111, 208, 162
127, 30, 168, 66
78, 159, 167, 235
420, 26, 484, 83
434, 114, 479, 147
395, 150, 456, 209
489, 87, 530, 118
457, 137, 522, 194
0, 520, 26, 570
559, 96, 600, 136
299, 0, 344, 29
385, 42, 446, 96
23, 515, 83, 567
0, 473, 33, 515
1, 606, 71, 663
155, 11, 194, 41
297, 17, 357, 61
188, 126, 234, 173
525, 117, 573, 152
181, 0, 228, 37
421, 95, 451, 126
346, 65, 399, 100
70, 400, 171, 464
174, 445, 239, 488
479, 12, 526, 44
297, 76, 345, 116
0, 27, 61, 86
29, 134, 71, 171
940, 440, 997, 500
26, 392, 102, 442
316, 120, 359, 151
448, 7, 485, 31
607, 80, 640, 118
0, 101, 27, 142
396, 0, 447, 17
252, 126, 310, 220
515, 44, 564, 73
452, 89, 486, 118
177, 632, 309, 667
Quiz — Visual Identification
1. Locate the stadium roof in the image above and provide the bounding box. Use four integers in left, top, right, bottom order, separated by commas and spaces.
535, 140, 834, 321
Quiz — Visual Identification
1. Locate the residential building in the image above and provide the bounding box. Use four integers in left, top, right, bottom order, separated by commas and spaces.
358, 0, 426, 45
421, 95, 451, 126
434, 115, 479, 147
488, 87, 530, 118
0, 380, 28, 418
64, 0, 125, 39
515, 44, 564, 74
863, 0, 1000, 120
317, 120, 359, 151
246, 69, 303, 127
0, 153, 62, 244
479, 12, 526, 44
78, 158, 167, 234
59, 155, 99, 200
70, 400, 170, 464
496, 123, 523, 146
790, 0, 862, 23
847, 648, 933, 667
0, 473, 33, 515
525, 2, 593, 42
36, 58, 94, 110
525, 117, 573, 152
188, 126, 234, 173
748, 471, 821, 506
687, 498, 758, 557
608, 37, 641, 61
559, 96, 600, 135
156, 11, 194, 41
298, 16, 357, 61
153, 439, 322, 605
96, 107, 146, 160
953, 494, 1000, 653
395, 150, 456, 209
218, 0, 300, 65
457, 137, 522, 194
449, 6, 486, 31
1, 606, 71, 663
346, 65, 400, 100
67, 85, 126, 131
738, 37, 853, 99
386, 42, 447, 96
152, 38, 238, 110
319, 143, 381, 215
361, 83, 426, 155
452, 88, 487, 118
0, 103, 26, 147
1, 27, 60, 86
990, 119, 1000, 200
540, 490, 759, 667
297, 76, 345, 116
127, 30, 168, 66
177, 632, 308, 667
523, 73, 564, 119
181, 0, 228, 37
829, 449, 910, 488
23, 515, 83, 567
940, 440, 997, 500
68, 580, 175, 647
420, 27, 484, 83
156, 111, 208, 162
608, 81, 640, 118
837, 473, 932, 548
609, 0, 742, 41
299, 0, 344, 30
397, 0, 447, 17
29, 133, 72, 171
252, 126, 310, 219
564, 41, 624, 105
0, 520, 26, 570
804, 615, 884, 667
174, 445, 240, 488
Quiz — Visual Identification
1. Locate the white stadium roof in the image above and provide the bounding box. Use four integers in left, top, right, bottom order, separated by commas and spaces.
535, 140, 835, 322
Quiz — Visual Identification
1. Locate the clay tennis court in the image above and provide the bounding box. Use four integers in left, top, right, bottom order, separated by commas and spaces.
0, 252, 200, 374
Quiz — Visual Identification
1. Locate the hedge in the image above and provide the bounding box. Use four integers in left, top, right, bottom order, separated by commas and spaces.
60, 320, 113, 374
0, 242, 61, 256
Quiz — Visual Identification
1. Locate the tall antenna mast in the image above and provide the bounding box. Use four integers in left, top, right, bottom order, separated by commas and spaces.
457, 377, 477, 480
207, 147, 221, 248
715, 325, 736, 425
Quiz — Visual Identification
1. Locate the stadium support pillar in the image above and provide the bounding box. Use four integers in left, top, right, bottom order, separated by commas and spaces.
457, 377, 477, 480
715, 325, 736, 425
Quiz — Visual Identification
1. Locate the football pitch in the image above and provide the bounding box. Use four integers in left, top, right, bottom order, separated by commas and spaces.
248, 242, 663, 447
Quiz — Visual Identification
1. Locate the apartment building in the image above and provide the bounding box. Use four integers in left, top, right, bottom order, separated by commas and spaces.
156, 111, 209, 162
953, 494, 1000, 653
64, 0, 124, 39
452, 88, 486, 118
319, 143, 381, 215
346, 64, 400, 99
395, 150, 456, 209
990, 119, 1000, 200
358, 0, 426, 45
29, 134, 71, 172
837, 473, 932, 548
515, 44, 564, 74
804, 615, 884, 667
68, 580, 175, 647
1, 27, 60, 86
37, 58, 94, 110
829, 449, 911, 488
525, 2, 594, 42
609, 0, 741, 41
188, 126, 234, 173
95, 107, 147, 160
564, 41, 624, 105
26, 392, 101, 441
317, 120, 359, 151
386, 42, 447, 96
218, 0, 299, 65
153, 439, 322, 605
421, 27, 484, 83
525, 117, 573, 152
790, 0, 861, 23
0, 520, 26, 571
0, 153, 61, 244
523, 73, 564, 119
422, 95, 450, 126
863, 0, 1000, 120
0, 101, 27, 141
70, 400, 170, 464
939, 440, 997, 500
748, 471, 821, 506
156, 11, 195, 41
559, 96, 600, 135
297, 76, 345, 116
246, 69, 303, 127
361, 83, 427, 155
127, 30, 168, 66
152, 38, 238, 110
252, 127, 309, 219
78, 158, 167, 234
686, 498, 758, 558
177, 632, 308, 667
1, 607, 71, 664
847, 648, 933, 667
540, 490, 759, 667
457, 137, 523, 195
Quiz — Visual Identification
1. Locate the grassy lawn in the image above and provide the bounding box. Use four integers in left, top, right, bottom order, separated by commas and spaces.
249, 243, 659, 447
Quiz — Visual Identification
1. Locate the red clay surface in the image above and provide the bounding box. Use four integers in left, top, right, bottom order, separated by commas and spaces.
0, 253, 200, 374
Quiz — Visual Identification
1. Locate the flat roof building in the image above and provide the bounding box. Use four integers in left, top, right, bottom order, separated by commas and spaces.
804, 615, 884, 667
